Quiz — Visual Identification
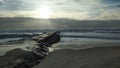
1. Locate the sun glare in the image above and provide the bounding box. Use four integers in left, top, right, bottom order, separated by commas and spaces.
35, 6, 52, 19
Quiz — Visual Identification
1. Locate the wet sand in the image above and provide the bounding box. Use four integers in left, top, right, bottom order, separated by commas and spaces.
33, 46, 120, 68
0, 48, 29, 67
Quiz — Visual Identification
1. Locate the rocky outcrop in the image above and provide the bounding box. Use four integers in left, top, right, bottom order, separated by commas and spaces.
0, 31, 60, 68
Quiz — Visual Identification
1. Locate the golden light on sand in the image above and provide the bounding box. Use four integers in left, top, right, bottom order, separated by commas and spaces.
35, 6, 52, 19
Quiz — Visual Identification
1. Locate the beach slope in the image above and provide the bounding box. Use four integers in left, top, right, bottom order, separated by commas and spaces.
33, 46, 120, 68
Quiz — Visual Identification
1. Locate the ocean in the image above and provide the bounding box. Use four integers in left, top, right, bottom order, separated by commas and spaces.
0, 29, 120, 56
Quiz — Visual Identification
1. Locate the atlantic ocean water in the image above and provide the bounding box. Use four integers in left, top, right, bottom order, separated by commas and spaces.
0, 29, 120, 56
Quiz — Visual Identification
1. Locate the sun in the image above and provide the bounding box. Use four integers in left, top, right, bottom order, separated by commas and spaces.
35, 6, 52, 19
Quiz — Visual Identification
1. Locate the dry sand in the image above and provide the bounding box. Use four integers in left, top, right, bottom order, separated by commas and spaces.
33, 46, 120, 68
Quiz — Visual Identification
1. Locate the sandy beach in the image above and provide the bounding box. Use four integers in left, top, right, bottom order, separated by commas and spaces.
33, 46, 120, 68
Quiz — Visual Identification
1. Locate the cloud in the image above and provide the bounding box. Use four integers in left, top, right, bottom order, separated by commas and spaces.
0, 0, 119, 20
102, 0, 120, 4
0, 0, 4, 5
0, 0, 39, 10
94, 9, 120, 20
0, 0, 102, 11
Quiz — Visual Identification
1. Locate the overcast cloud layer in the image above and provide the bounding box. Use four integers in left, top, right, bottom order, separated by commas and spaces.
0, 0, 120, 20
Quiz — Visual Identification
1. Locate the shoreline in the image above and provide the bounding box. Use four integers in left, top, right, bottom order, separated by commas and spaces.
1, 46, 120, 68
33, 46, 120, 68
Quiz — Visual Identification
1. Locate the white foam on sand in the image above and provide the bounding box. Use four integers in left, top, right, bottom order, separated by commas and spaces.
0, 45, 21, 56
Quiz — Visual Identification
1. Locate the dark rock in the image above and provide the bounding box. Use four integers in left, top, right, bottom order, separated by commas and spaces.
0, 31, 61, 68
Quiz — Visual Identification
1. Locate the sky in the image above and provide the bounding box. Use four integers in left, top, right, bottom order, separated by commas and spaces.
0, 0, 120, 20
